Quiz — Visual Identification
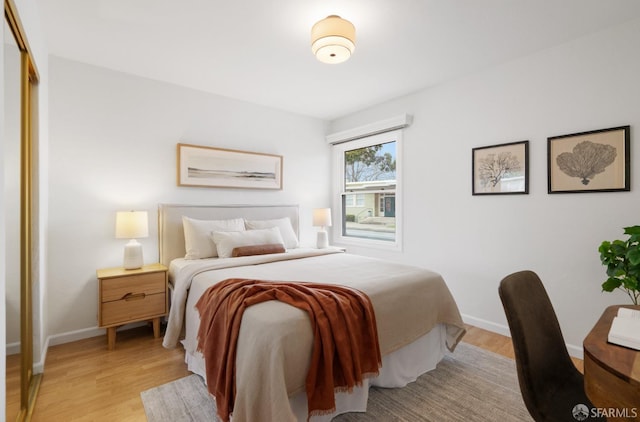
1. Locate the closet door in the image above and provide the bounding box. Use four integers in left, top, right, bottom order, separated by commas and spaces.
4, 0, 41, 420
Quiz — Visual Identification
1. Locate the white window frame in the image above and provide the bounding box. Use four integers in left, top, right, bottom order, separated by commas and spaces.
332, 129, 402, 251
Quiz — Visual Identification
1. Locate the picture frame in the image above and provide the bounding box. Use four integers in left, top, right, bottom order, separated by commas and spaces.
472, 140, 529, 195
177, 143, 283, 190
547, 126, 630, 194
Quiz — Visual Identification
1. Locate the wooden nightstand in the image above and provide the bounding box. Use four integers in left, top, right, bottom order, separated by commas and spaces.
97, 263, 168, 350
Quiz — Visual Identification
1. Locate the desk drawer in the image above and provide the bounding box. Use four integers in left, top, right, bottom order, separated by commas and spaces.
100, 292, 166, 327
101, 272, 165, 302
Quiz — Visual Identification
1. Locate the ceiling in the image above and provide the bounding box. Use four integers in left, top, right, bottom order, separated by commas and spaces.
36, 0, 640, 120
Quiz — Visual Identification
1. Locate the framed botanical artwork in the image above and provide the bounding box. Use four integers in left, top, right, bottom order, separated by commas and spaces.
177, 143, 283, 190
547, 126, 630, 194
472, 140, 529, 195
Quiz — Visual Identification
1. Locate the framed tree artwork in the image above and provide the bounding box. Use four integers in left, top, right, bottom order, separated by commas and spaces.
472, 140, 529, 195
547, 126, 630, 194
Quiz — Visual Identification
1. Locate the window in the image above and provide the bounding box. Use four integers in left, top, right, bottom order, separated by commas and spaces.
345, 193, 365, 207
333, 130, 401, 247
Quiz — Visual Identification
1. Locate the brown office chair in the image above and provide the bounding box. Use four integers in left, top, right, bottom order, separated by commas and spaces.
498, 270, 605, 422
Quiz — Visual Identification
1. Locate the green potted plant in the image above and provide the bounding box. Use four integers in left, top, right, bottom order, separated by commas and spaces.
598, 226, 640, 305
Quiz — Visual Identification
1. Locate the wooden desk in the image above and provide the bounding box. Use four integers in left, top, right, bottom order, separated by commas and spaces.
583, 305, 640, 421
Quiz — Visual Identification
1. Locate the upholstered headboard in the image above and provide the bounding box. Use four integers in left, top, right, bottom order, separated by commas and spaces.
158, 203, 299, 267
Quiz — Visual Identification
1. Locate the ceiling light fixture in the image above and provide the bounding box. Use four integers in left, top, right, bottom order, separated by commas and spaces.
311, 15, 356, 64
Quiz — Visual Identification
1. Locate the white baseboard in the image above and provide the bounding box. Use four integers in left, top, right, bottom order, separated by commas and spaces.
462, 313, 584, 360
566, 343, 584, 360
47, 322, 147, 347
34, 336, 49, 374
6, 341, 20, 356
462, 313, 511, 337
28, 322, 148, 373
47, 326, 105, 347
31, 326, 105, 374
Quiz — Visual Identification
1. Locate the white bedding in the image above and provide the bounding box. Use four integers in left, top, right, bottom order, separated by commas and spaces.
164, 248, 466, 421
163, 248, 348, 348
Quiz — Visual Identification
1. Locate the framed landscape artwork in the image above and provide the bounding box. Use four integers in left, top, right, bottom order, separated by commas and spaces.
177, 143, 283, 189
547, 126, 630, 194
472, 140, 529, 195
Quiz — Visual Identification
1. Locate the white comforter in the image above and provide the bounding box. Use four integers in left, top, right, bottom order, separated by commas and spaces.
163, 248, 347, 348
164, 248, 466, 421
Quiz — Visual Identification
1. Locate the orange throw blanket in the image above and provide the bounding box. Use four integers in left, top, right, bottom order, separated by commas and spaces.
195, 278, 382, 422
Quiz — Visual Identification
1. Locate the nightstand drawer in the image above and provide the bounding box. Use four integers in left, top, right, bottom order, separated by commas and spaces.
101, 292, 166, 327
101, 272, 165, 302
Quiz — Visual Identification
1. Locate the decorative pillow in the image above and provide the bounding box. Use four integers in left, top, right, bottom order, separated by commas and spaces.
182, 216, 245, 259
231, 243, 286, 257
211, 227, 285, 259
244, 217, 299, 249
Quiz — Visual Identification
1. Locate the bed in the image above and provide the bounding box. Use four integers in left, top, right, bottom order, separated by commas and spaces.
159, 204, 466, 422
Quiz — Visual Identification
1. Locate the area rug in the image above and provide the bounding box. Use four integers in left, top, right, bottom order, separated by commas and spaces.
140, 342, 533, 421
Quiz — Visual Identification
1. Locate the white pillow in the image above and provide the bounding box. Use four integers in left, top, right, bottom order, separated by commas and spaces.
182, 216, 245, 259
244, 217, 299, 249
211, 227, 285, 259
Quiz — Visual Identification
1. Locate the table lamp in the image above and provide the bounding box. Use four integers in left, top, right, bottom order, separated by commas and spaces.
115, 210, 149, 269
312, 208, 332, 249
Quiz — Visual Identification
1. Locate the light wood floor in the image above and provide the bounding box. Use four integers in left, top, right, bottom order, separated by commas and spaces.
6, 324, 584, 421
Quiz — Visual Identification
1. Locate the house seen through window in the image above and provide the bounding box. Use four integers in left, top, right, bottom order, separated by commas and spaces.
339, 133, 398, 243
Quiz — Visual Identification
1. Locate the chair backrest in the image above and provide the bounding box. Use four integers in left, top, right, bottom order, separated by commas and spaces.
498, 270, 579, 415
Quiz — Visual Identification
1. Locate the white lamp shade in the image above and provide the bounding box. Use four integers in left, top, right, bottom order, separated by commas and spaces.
311, 15, 356, 64
313, 208, 332, 228
115, 211, 149, 239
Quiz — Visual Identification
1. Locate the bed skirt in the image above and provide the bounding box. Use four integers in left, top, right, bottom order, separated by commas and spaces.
183, 323, 447, 421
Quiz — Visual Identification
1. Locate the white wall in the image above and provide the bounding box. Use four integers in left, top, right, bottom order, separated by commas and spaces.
329, 18, 640, 356
46, 57, 330, 338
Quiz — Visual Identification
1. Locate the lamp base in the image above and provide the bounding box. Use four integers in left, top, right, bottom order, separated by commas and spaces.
316, 231, 329, 249
123, 239, 143, 269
